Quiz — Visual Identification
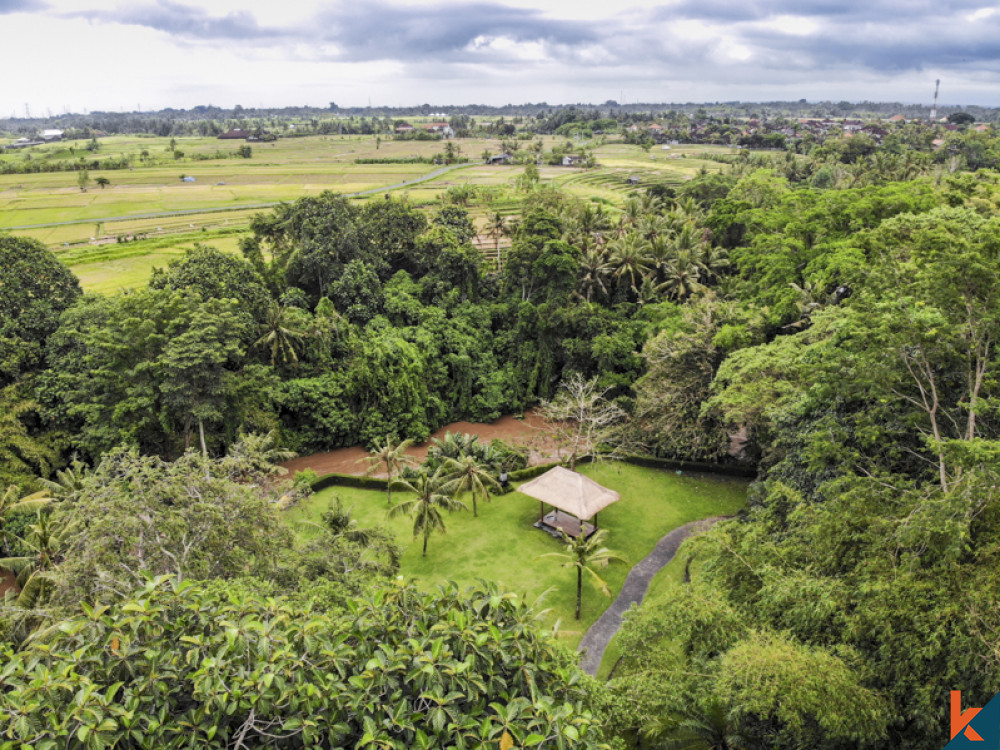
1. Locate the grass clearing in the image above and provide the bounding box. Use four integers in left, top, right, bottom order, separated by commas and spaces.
284, 461, 747, 649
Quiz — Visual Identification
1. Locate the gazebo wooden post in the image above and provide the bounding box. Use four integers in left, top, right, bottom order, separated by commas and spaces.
539, 501, 544, 524
594, 512, 599, 530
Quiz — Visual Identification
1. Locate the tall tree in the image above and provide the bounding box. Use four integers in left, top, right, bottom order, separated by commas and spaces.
542, 528, 625, 619
538, 373, 629, 469
608, 233, 652, 297
443, 454, 499, 518
0, 235, 81, 386
486, 211, 508, 271
253, 302, 308, 368
388, 468, 466, 556
363, 435, 416, 506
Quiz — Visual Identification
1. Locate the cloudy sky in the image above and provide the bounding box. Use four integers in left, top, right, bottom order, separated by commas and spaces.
2, 0, 998, 114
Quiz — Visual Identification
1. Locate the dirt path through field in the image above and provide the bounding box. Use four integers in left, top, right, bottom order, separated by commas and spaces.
280, 410, 559, 477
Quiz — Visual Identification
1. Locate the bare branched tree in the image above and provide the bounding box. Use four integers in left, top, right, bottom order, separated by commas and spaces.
537, 373, 634, 469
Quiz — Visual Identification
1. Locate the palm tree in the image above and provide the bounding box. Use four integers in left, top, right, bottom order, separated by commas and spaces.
648, 235, 675, 284
428, 431, 479, 461
388, 469, 467, 556
618, 197, 643, 236
364, 436, 416, 506
443, 454, 500, 517
542, 529, 625, 619
697, 244, 730, 283
658, 251, 707, 301
577, 247, 613, 303
254, 302, 308, 367
608, 234, 653, 297
0, 486, 52, 557
486, 212, 508, 272
637, 214, 667, 243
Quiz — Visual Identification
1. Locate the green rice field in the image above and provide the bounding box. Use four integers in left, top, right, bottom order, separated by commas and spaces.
0, 132, 737, 291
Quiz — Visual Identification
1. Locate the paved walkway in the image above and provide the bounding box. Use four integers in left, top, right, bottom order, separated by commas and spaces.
577, 516, 725, 676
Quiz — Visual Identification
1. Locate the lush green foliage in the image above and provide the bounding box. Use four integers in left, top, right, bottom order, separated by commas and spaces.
6, 129, 1000, 749
0, 235, 81, 387
611, 172, 1000, 748
0, 576, 602, 749
49, 446, 292, 609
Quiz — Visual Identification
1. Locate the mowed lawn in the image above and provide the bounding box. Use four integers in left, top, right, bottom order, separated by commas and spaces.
283, 461, 747, 647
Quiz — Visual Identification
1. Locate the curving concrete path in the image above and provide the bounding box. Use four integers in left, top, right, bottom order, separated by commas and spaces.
577, 516, 725, 676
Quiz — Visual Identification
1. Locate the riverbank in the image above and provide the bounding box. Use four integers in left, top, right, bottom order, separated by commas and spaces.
280, 410, 558, 477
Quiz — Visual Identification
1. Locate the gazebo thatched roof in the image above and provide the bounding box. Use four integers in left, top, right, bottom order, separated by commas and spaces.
517, 466, 620, 521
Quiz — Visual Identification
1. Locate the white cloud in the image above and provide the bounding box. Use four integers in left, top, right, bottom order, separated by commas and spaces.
760, 15, 820, 36
966, 6, 997, 20
1, 0, 998, 112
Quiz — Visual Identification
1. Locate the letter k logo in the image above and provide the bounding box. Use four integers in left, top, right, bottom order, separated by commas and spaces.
953, 691, 985, 741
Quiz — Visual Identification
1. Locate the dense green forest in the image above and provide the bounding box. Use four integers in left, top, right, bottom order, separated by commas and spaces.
2, 135, 999, 746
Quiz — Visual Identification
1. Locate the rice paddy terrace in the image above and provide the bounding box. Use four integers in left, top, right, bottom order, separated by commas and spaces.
0, 132, 735, 292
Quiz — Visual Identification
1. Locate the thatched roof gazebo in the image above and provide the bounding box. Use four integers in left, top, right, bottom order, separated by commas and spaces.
518, 466, 620, 538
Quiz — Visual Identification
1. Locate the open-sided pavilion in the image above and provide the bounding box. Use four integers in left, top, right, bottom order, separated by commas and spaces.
518, 466, 620, 538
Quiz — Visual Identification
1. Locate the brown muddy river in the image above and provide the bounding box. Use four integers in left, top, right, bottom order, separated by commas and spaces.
280, 410, 559, 477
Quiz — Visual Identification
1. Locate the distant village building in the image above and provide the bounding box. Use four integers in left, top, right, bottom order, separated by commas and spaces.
562, 155, 586, 167
888, 115, 906, 123
626, 175, 641, 185
394, 123, 415, 133
486, 153, 513, 165
422, 122, 455, 137
40, 129, 64, 141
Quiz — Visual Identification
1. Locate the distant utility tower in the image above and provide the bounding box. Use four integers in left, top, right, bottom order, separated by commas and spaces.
930, 79, 940, 121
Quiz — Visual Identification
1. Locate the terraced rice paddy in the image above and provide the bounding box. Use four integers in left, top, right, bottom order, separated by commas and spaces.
0, 132, 737, 291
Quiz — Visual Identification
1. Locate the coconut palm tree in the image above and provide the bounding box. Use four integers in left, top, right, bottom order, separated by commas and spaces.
658, 251, 707, 301
542, 529, 625, 619
254, 302, 308, 367
388, 468, 467, 556
577, 247, 613, 303
608, 234, 653, 297
443, 454, 500, 518
364, 436, 416, 506
647, 235, 675, 285
428, 431, 479, 462
697, 244, 730, 283
637, 214, 667, 243
486, 211, 508, 271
